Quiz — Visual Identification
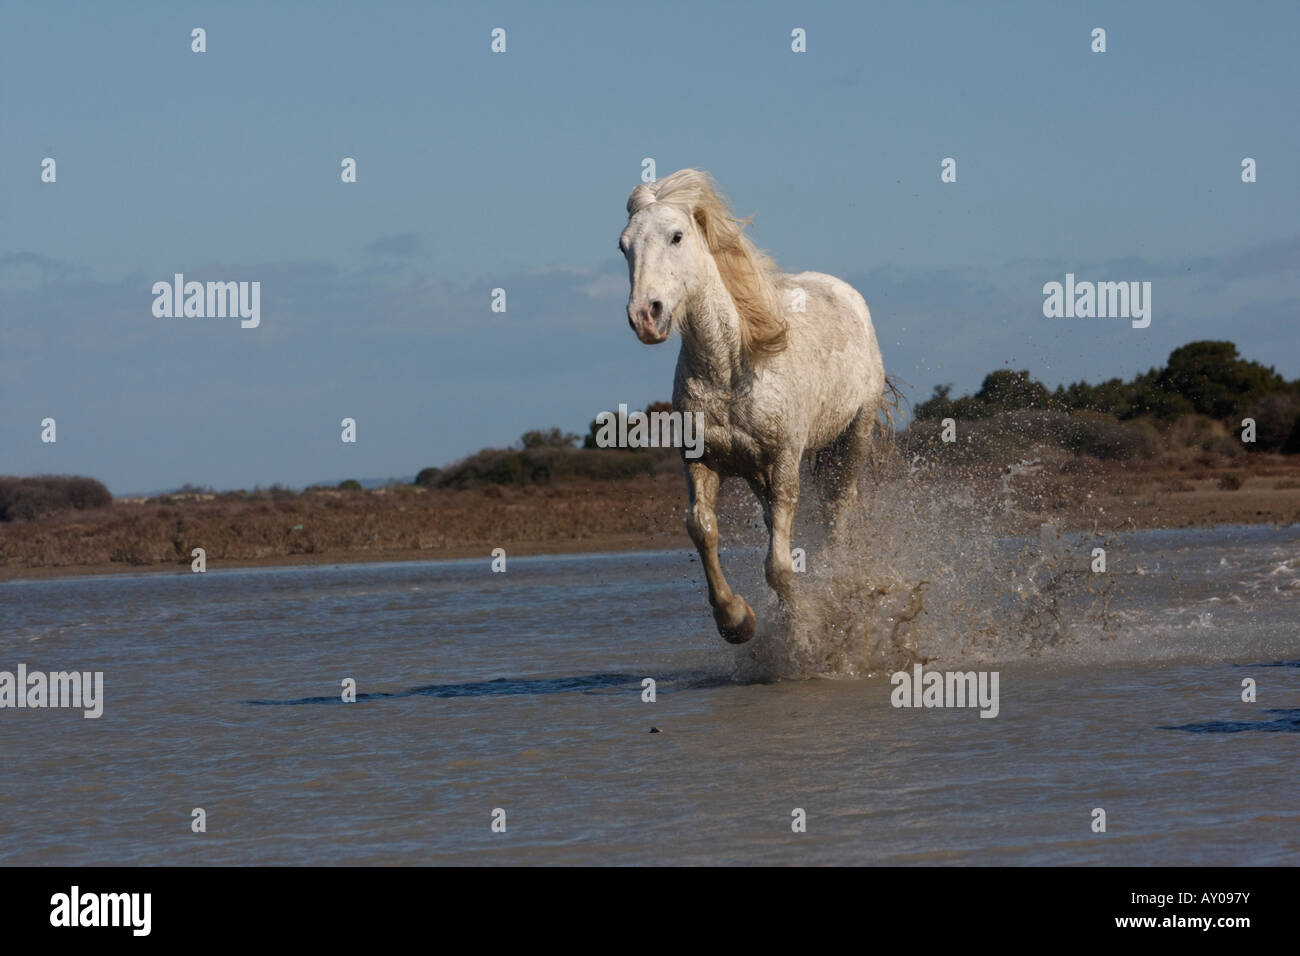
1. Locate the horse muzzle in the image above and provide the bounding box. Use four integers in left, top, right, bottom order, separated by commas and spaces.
628, 301, 672, 344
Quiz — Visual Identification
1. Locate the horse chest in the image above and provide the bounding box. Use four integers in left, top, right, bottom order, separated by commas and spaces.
675, 358, 794, 475
676, 399, 769, 474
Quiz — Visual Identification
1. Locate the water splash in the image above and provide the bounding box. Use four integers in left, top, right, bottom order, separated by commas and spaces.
731, 462, 1120, 681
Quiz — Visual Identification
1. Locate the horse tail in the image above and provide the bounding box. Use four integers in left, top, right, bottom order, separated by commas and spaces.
870, 375, 905, 474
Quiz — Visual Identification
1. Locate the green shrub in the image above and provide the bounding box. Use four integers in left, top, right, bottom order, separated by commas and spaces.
435, 446, 659, 489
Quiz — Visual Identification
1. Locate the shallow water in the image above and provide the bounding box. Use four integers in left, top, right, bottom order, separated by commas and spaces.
1, 524, 1297, 865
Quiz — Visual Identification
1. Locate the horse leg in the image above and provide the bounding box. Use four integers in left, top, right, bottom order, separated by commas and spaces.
819, 407, 874, 545
752, 461, 801, 606
685, 461, 755, 644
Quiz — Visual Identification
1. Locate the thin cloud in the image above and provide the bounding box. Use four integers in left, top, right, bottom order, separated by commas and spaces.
363, 233, 423, 257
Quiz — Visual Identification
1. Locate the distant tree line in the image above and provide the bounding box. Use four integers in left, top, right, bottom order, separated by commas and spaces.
913, 341, 1300, 452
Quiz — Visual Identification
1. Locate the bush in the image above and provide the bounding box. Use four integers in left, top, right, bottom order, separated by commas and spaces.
1063, 413, 1160, 460
1157, 341, 1285, 420
414, 467, 442, 487
0, 475, 113, 522
436, 450, 524, 489
435, 446, 659, 489
1164, 414, 1228, 451
337, 479, 363, 492
915, 372, 1054, 421
1244, 393, 1300, 453
519, 428, 580, 450
1123, 376, 1196, 420
584, 403, 674, 447
901, 409, 1158, 463
1201, 435, 1242, 459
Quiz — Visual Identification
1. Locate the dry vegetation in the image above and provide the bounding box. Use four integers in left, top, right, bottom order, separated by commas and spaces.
0, 478, 687, 576
2, 450, 1298, 580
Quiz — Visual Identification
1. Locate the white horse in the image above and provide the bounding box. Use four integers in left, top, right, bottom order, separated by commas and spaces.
619, 169, 886, 644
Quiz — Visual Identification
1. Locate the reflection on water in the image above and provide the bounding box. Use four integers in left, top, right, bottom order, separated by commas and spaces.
249, 672, 645, 705
1163, 706, 1300, 734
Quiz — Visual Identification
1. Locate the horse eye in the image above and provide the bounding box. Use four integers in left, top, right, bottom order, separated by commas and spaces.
671, 231, 683, 245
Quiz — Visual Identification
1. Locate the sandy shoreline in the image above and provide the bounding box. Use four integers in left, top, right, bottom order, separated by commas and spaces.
2, 461, 1297, 583
0, 533, 687, 582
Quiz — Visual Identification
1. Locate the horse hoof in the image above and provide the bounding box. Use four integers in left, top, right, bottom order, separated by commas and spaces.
718, 602, 756, 644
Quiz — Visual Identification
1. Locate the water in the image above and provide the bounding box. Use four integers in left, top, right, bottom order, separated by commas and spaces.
1, 524, 1297, 865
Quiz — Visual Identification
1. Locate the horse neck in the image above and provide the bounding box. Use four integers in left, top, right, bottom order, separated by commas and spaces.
678, 262, 745, 387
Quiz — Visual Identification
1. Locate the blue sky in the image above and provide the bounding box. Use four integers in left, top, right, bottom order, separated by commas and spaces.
2, 1, 1297, 493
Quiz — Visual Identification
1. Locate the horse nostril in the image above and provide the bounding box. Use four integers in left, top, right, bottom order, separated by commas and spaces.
650, 300, 663, 319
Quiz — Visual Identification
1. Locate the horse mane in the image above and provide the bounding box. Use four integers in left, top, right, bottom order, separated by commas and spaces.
627, 169, 788, 357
